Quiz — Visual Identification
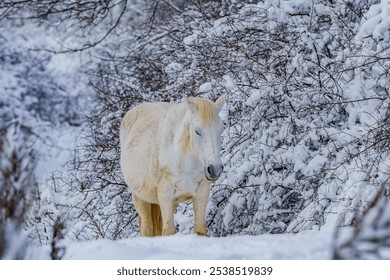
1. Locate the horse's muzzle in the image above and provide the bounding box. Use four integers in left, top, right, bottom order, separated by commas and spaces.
205, 164, 223, 181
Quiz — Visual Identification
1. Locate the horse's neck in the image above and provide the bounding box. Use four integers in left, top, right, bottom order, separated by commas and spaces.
161, 103, 193, 155
172, 103, 192, 141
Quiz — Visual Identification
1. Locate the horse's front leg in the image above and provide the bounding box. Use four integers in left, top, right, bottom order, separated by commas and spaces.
193, 184, 210, 236
157, 185, 176, 235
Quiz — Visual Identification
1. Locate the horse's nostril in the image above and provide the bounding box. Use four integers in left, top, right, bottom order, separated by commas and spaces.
205, 164, 222, 181
207, 165, 213, 175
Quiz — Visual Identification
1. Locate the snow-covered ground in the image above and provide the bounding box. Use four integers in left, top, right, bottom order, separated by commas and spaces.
59, 228, 335, 260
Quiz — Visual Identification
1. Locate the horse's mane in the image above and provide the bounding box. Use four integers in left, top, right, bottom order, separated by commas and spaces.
189, 97, 217, 125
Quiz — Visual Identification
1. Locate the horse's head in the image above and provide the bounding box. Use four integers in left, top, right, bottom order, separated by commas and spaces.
184, 95, 226, 181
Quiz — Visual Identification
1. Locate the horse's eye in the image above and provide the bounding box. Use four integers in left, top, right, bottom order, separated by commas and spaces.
195, 129, 202, 136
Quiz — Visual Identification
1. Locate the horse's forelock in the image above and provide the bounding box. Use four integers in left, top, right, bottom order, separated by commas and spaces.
189, 98, 217, 125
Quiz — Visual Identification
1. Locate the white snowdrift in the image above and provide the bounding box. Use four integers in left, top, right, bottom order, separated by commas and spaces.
63, 229, 334, 260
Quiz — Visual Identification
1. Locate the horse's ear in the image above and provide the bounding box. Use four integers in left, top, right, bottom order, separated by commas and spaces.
183, 96, 198, 114
214, 94, 226, 112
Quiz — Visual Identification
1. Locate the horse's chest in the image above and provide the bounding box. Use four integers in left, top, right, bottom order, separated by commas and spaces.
172, 179, 200, 203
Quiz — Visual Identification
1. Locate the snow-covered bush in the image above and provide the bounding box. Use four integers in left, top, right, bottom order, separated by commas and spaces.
0, 123, 35, 259
0, 6, 92, 251
334, 184, 390, 259
0, 22, 85, 126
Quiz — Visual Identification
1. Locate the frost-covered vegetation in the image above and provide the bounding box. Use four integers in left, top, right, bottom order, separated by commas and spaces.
0, 0, 389, 259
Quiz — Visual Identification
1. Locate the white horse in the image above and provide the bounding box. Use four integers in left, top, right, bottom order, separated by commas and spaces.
120, 95, 226, 236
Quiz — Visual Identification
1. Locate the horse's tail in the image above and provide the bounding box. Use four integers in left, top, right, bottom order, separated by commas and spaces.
151, 203, 163, 236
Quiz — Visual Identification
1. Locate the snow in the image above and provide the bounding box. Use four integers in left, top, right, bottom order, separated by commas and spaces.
356, 1, 390, 42
61, 229, 334, 260
222, 75, 236, 91
199, 82, 213, 93
183, 33, 199, 45
35, 125, 81, 184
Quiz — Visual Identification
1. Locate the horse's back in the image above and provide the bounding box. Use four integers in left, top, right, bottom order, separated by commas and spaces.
120, 102, 169, 142
120, 102, 170, 203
